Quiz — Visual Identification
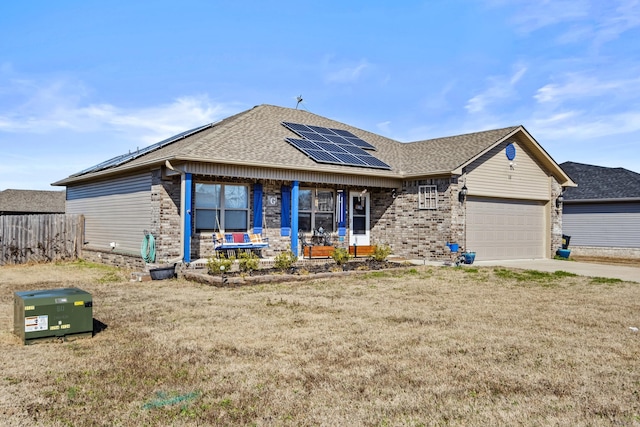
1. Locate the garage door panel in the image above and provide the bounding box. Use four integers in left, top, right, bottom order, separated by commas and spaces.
467, 197, 545, 261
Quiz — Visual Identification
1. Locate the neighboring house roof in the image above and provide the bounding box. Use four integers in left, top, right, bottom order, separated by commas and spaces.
560, 161, 640, 201
0, 189, 66, 214
53, 104, 574, 187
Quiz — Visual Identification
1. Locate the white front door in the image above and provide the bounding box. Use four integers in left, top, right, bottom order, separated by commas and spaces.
349, 191, 370, 246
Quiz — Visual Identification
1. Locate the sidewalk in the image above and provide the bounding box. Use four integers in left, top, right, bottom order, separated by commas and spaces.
471, 259, 639, 282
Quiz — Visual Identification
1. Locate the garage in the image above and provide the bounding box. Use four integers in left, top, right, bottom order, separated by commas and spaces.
466, 197, 546, 261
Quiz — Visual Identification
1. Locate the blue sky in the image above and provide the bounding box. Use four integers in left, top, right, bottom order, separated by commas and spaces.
1, 0, 639, 190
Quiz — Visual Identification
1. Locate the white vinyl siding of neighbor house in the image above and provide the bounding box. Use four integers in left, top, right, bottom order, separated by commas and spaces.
66, 173, 152, 254
563, 202, 640, 248
465, 140, 550, 201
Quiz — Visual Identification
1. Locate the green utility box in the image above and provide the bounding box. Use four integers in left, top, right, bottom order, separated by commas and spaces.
14, 287, 93, 345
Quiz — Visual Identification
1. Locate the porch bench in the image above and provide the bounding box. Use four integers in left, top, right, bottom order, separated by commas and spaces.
349, 245, 376, 258
213, 232, 269, 257
302, 245, 335, 259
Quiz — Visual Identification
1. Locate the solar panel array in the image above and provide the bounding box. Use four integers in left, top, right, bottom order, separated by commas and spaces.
73, 123, 212, 176
282, 122, 391, 170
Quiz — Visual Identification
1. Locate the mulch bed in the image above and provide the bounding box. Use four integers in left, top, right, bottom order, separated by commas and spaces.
182, 259, 408, 287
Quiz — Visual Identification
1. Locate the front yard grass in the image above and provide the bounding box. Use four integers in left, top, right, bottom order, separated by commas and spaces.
1, 261, 639, 426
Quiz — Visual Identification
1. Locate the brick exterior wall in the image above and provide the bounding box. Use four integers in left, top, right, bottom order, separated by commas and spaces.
151, 171, 182, 262
148, 174, 561, 264
375, 178, 457, 261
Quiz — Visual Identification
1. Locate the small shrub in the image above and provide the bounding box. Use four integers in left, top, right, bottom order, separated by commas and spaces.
331, 247, 350, 266
371, 244, 392, 262
553, 270, 578, 278
274, 250, 298, 271
590, 276, 623, 284
238, 251, 260, 273
207, 253, 234, 274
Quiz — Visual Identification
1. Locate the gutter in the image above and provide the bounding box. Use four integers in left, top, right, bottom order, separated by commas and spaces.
564, 198, 640, 204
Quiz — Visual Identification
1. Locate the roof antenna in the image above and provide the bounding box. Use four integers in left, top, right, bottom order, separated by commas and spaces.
296, 95, 303, 109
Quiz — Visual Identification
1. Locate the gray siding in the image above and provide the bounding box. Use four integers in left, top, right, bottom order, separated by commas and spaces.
563, 202, 640, 248
66, 173, 152, 254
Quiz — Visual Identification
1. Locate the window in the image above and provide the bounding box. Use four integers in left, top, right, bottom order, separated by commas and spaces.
419, 185, 438, 210
298, 189, 335, 232
195, 183, 249, 232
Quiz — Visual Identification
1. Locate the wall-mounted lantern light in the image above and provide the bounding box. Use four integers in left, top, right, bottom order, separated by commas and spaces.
556, 192, 564, 208
459, 185, 468, 203
391, 188, 397, 199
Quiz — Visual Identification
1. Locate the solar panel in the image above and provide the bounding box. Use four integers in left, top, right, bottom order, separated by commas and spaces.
305, 149, 341, 163
286, 138, 322, 151
329, 128, 353, 137
306, 125, 335, 135
282, 122, 313, 133
315, 141, 348, 153
345, 137, 376, 150
332, 152, 368, 166
357, 155, 391, 168
73, 123, 212, 176
282, 121, 391, 170
340, 144, 367, 155
322, 134, 350, 144
298, 130, 330, 142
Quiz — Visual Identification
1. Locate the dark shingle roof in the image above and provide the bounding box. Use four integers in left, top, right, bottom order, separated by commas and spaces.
0, 189, 65, 214
400, 126, 521, 175
560, 161, 640, 200
53, 104, 572, 186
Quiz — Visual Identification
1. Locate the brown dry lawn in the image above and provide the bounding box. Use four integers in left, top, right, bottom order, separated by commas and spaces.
1, 261, 639, 426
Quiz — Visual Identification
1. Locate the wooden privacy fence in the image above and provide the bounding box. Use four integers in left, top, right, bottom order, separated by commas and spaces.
0, 214, 84, 265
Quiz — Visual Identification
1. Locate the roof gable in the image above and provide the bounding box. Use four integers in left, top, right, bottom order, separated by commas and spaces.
560, 161, 640, 200
400, 126, 520, 175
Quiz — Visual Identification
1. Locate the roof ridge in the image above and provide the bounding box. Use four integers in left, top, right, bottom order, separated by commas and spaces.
409, 125, 521, 144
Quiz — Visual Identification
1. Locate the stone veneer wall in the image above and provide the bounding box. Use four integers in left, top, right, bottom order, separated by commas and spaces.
550, 177, 563, 256
569, 246, 640, 259
82, 248, 146, 270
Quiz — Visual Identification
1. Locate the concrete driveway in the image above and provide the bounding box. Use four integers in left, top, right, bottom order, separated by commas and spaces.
473, 259, 639, 282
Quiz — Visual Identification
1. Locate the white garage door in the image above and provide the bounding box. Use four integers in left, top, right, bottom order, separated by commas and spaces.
466, 197, 546, 261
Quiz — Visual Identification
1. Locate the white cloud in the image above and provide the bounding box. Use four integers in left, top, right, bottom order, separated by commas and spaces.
323, 58, 371, 84
490, 0, 640, 48
532, 109, 640, 141
535, 74, 624, 103
593, 0, 640, 46
0, 75, 239, 144
376, 120, 392, 135
465, 63, 527, 114
505, 0, 590, 33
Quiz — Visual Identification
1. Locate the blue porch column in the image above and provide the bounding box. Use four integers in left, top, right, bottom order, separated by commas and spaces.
291, 180, 299, 256
183, 173, 192, 263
